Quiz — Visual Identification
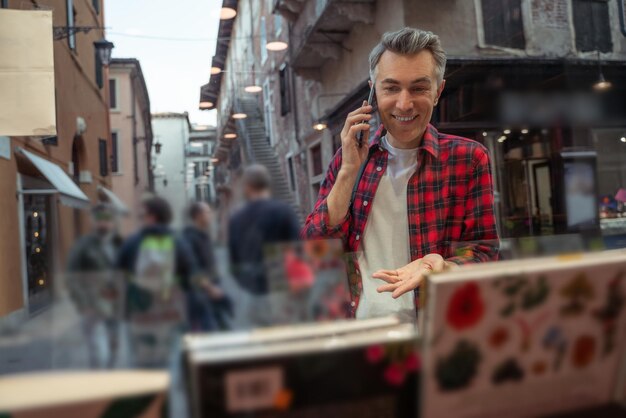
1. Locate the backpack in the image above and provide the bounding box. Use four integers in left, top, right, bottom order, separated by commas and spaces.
127, 234, 185, 367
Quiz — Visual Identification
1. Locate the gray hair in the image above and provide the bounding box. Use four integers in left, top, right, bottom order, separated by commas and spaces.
368, 27, 447, 86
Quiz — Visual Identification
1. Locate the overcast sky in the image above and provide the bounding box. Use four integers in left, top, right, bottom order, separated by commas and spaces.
105, 0, 221, 126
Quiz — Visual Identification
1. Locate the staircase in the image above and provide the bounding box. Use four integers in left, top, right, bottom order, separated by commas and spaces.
235, 98, 304, 223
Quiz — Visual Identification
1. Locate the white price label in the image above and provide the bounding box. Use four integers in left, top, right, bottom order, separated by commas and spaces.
225, 367, 284, 412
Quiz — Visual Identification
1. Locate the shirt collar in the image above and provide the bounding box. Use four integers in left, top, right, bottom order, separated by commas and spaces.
370, 123, 440, 158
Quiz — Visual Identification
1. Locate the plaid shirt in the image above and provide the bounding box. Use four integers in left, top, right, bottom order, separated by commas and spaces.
302, 124, 499, 317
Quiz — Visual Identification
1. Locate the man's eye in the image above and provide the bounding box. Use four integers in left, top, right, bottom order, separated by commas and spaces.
384, 87, 400, 93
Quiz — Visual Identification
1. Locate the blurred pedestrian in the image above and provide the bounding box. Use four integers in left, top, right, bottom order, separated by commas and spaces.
117, 195, 197, 367
228, 164, 300, 326
66, 203, 123, 368
182, 202, 232, 331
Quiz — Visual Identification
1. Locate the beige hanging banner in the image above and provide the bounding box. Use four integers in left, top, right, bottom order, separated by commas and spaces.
0, 9, 56, 136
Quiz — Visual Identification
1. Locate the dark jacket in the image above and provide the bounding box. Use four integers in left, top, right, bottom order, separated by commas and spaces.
182, 226, 218, 281
228, 198, 300, 294
67, 233, 122, 272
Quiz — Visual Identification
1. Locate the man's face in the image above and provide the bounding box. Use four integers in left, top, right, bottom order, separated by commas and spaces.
374, 50, 445, 148
139, 206, 156, 227
93, 214, 114, 236
195, 203, 212, 229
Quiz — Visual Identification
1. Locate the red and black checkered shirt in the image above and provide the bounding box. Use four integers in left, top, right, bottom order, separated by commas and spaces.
302, 124, 500, 316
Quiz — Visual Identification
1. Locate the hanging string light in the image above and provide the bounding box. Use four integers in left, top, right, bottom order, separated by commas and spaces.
220, 7, 237, 20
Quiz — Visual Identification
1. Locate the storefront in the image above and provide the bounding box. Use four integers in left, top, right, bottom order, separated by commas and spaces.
15, 148, 90, 315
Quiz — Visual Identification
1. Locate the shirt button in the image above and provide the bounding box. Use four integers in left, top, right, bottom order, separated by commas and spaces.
363, 201, 369, 206
351, 301, 356, 307
355, 234, 360, 240
376, 166, 382, 172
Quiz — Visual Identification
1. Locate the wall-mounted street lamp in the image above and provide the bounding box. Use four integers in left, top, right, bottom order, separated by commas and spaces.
94, 38, 115, 66
313, 121, 327, 131
154, 141, 163, 154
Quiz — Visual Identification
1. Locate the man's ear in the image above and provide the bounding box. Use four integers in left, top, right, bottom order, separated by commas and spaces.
435, 79, 446, 105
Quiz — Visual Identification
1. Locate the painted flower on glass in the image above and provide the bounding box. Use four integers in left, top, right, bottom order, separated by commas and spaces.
446, 282, 485, 330
384, 363, 406, 387
365, 345, 385, 364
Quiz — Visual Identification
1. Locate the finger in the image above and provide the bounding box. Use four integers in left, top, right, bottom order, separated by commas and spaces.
342, 114, 371, 138
346, 113, 372, 126
371, 273, 400, 284
348, 123, 371, 138
377, 283, 400, 293
373, 269, 399, 276
347, 103, 373, 118
392, 276, 423, 299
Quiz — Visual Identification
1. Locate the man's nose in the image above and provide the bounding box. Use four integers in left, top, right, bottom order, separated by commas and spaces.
396, 90, 414, 111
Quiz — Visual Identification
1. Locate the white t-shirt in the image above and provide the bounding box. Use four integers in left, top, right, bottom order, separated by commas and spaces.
355, 136, 418, 323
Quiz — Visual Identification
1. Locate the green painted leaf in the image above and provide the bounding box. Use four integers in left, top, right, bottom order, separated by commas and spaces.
100, 394, 157, 418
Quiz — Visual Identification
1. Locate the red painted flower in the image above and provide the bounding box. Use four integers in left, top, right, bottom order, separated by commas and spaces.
404, 352, 421, 372
446, 282, 485, 330
384, 364, 406, 386
365, 345, 385, 364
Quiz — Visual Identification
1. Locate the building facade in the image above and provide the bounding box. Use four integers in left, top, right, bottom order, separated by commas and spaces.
0, 0, 114, 325
187, 125, 218, 206
151, 112, 192, 229
109, 58, 153, 236
201, 0, 626, 252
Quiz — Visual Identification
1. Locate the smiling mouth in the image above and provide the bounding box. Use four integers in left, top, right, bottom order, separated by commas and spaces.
393, 115, 417, 122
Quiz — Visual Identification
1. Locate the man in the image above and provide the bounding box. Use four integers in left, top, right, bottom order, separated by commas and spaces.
303, 28, 499, 321
66, 203, 123, 368
228, 165, 300, 327
117, 196, 197, 367
182, 202, 231, 331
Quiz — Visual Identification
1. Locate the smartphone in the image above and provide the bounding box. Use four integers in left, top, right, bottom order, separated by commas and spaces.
357, 85, 376, 148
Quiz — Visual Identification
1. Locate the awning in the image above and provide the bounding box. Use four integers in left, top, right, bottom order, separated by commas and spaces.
97, 185, 129, 215
16, 147, 90, 209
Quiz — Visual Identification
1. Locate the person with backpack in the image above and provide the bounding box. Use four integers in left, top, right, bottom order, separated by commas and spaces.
116, 196, 198, 367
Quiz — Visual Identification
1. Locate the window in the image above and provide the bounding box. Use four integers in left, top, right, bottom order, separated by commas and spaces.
92, 0, 100, 14
111, 132, 120, 173
279, 64, 291, 116
109, 79, 117, 109
98, 139, 108, 177
260, 16, 268, 63
481, 0, 525, 49
66, 0, 76, 50
573, 0, 612, 52
95, 50, 103, 89
287, 156, 296, 192
310, 144, 323, 177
